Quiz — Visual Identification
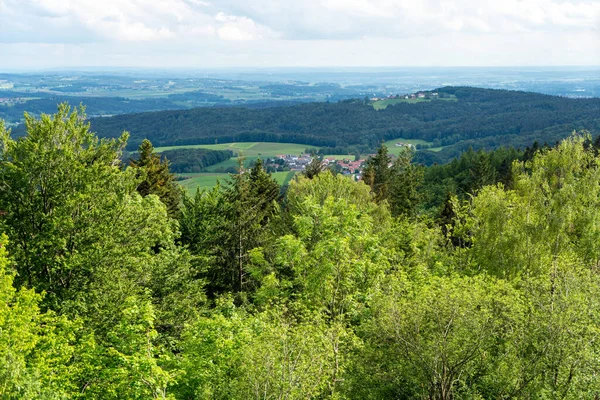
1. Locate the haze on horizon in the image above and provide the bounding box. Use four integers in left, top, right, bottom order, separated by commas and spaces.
0, 0, 599, 70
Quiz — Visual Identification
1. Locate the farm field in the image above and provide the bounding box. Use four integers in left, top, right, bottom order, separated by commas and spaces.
178, 171, 296, 194
155, 142, 312, 156
156, 142, 317, 173
372, 98, 430, 110
161, 140, 442, 191
372, 96, 458, 110
383, 138, 437, 156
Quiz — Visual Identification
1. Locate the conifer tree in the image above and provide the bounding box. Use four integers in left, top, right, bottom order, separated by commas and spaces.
362, 144, 392, 202
304, 155, 324, 179
130, 139, 182, 218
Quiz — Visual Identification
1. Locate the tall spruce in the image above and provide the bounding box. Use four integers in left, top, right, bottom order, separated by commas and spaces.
362, 144, 392, 202
130, 139, 182, 218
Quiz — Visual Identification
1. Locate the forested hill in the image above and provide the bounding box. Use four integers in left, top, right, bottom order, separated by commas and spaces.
89, 86, 600, 159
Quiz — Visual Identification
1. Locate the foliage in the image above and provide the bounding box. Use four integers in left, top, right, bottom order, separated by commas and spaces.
3, 105, 600, 399
155, 148, 233, 173
363, 144, 423, 217
130, 139, 182, 218
89, 87, 600, 163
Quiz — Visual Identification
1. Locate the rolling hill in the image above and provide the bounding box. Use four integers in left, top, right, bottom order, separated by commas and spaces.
86, 86, 600, 163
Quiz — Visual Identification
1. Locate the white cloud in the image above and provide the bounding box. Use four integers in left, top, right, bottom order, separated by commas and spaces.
0, 0, 598, 67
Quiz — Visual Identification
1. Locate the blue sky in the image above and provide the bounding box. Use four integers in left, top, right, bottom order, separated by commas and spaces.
0, 0, 598, 69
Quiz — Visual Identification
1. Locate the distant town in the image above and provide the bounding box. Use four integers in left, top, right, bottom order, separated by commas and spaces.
370, 91, 439, 102
264, 153, 375, 182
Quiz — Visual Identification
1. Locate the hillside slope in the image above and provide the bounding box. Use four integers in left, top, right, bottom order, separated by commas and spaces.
89, 86, 600, 162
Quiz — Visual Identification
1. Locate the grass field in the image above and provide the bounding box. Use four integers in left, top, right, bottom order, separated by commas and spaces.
372, 98, 430, 110
383, 138, 437, 156
372, 96, 457, 110
155, 142, 311, 155
178, 171, 297, 194
162, 140, 441, 191
156, 142, 315, 173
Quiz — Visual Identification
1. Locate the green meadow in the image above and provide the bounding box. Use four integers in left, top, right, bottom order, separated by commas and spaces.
179, 171, 297, 194
156, 142, 314, 173
159, 141, 439, 192
372, 98, 430, 110
382, 138, 436, 156
155, 142, 311, 156
372, 96, 458, 110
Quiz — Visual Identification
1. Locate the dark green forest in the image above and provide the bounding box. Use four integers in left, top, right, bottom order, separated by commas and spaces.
87, 87, 600, 163
2, 105, 600, 399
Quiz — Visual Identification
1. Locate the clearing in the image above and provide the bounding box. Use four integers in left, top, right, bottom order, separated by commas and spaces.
179, 171, 297, 194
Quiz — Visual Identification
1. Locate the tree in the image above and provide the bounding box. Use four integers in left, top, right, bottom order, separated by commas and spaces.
353, 275, 524, 400
388, 148, 423, 217
362, 144, 392, 202
0, 233, 79, 399
303, 155, 323, 179
0, 104, 132, 307
0, 105, 203, 396
470, 150, 497, 190
180, 158, 280, 296
130, 139, 182, 218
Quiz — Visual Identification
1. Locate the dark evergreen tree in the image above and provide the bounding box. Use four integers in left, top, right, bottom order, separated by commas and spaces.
130, 139, 182, 218
388, 149, 424, 217
303, 155, 324, 179
363, 144, 392, 202
470, 151, 497, 191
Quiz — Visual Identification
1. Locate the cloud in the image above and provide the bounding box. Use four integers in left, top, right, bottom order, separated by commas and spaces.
208, 0, 600, 40
0, 0, 274, 43
2, 0, 598, 45
0, 0, 598, 67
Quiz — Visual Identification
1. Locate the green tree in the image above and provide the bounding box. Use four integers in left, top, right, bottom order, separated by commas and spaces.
362, 144, 392, 202
353, 274, 524, 400
0, 106, 203, 396
130, 139, 182, 218
389, 148, 424, 217
303, 155, 324, 179
180, 158, 280, 296
0, 234, 79, 399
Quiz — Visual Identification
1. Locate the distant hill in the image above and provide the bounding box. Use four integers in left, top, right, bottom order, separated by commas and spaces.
86, 86, 600, 163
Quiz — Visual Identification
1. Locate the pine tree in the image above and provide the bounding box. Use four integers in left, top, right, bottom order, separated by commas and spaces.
304, 155, 324, 179
363, 144, 392, 202
470, 151, 497, 191
130, 139, 182, 218
389, 149, 423, 217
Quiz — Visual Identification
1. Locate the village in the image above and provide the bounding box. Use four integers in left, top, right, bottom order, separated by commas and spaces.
265, 153, 367, 181
0, 97, 27, 106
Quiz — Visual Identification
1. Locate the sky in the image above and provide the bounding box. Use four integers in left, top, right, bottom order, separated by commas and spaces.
0, 0, 599, 69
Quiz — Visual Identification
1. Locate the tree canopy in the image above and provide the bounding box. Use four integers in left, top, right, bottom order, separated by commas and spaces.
1, 105, 600, 398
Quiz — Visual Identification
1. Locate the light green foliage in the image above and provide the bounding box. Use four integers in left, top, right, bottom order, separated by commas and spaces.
457, 134, 600, 278
177, 301, 340, 400
0, 234, 77, 399
514, 261, 600, 398
0, 104, 133, 307
272, 173, 392, 317
77, 296, 174, 400
3, 104, 600, 399
355, 274, 524, 399
0, 105, 202, 398
234, 308, 336, 400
